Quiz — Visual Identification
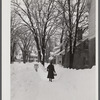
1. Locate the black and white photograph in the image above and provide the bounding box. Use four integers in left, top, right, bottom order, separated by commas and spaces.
2, 0, 98, 100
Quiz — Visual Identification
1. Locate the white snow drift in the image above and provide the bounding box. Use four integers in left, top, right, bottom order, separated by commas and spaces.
11, 62, 97, 100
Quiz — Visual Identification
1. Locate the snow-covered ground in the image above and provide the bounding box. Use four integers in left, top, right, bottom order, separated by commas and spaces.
11, 62, 96, 100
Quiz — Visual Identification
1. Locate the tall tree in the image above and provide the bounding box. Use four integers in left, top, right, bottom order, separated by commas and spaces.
10, 9, 21, 63
16, 26, 35, 63
11, 0, 61, 65
57, 0, 89, 68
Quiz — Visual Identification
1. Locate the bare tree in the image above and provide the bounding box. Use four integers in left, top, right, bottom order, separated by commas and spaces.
11, 0, 61, 65
16, 26, 35, 63
57, 0, 89, 68
10, 9, 22, 63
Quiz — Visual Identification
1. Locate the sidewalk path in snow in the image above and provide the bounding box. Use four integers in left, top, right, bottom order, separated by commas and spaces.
36, 64, 69, 100
11, 63, 96, 100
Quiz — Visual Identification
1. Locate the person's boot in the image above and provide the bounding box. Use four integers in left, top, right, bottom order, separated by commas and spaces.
50, 79, 52, 82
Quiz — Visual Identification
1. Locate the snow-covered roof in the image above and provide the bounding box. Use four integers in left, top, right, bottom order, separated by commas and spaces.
49, 56, 54, 60
88, 34, 95, 40
56, 49, 65, 56
50, 49, 60, 56
30, 52, 38, 57
53, 42, 64, 51
83, 31, 89, 37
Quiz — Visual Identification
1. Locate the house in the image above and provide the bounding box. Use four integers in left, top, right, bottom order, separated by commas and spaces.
49, 43, 65, 64
50, 31, 95, 69
63, 38, 90, 69
29, 52, 38, 62
50, 0, 96, 69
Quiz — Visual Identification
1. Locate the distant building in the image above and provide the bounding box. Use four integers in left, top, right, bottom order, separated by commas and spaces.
52, 35, 95, 69
29, 52, 38, 62
50, 28, 95, 68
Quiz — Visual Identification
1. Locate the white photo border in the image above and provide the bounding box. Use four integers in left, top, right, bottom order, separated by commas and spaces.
2, 0, 99, 100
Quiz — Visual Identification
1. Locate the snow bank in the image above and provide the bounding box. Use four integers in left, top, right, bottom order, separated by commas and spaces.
11, 63, 97, 100
11, 62, 41, 100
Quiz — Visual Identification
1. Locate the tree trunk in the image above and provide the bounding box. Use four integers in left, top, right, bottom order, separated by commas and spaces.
68, 0, 80, 69
11, 50, 15, 63
22, 50, 27, 63
68, 0, 73, 69
41, 35, 46, 66
41, 45, 45, 66
69, 53, 74, 68
34, 36, 42, 62
11, 42, 16, 63
42, 51, 45, 66
64, 43, 68, 67
60, 29, 64, 51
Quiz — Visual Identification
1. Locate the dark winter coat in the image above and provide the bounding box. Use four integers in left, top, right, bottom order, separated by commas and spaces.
47, 64, 55, 79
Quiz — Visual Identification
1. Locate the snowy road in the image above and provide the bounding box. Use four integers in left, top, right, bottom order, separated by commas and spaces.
36, 63, 69, 100
11, 63, 96, 100
36, 81, 68, 100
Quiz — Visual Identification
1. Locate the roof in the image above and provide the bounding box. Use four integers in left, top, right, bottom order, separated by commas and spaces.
30, 52, 38, 57
88, 34, 95, 40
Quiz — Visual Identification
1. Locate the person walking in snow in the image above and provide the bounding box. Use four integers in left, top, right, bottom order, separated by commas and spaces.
47, 61, 56, 82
